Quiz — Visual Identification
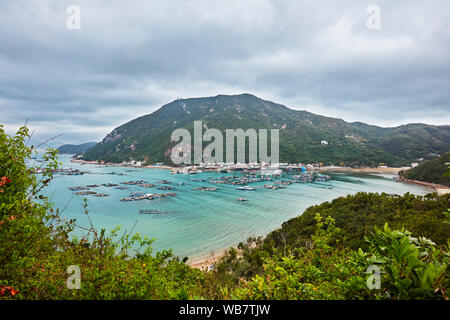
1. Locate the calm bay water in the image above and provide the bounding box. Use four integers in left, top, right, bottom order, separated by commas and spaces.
43, 155, 431, 262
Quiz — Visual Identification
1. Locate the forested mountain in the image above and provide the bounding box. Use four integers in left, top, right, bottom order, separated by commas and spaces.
57, 142, 97, 154
400, 152, 450, 186
83, 94, 450, 166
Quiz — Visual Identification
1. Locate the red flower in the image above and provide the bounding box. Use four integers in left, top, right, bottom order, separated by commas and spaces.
0, 286, 19, 296
9, 216, 15, 221
1, 176, 10, 183
0, 177, 11, 189
9, 288, 19, 296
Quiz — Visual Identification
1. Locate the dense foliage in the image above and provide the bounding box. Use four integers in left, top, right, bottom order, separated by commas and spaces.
399, 152, 450, 186
82, 94, 450, 167
0, 125, 204, 299
208, 192, 450, 299
1, 125, 449, 300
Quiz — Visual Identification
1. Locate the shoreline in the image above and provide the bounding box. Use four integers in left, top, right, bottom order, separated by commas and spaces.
318, 166, 410, 174
396, 177, 450, 195
188, 251, 227, 270
71, 158, 412, 174
70, 158, 173, 170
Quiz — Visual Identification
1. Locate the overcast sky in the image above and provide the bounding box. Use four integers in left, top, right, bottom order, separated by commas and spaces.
0, 0, 449, 145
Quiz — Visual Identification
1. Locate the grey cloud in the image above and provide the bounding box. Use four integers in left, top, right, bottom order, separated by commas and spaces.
0, 0, 449, 145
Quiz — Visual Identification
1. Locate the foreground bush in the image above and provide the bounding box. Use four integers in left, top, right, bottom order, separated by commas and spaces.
0, 125, 205, 299
229, 216, 449, 300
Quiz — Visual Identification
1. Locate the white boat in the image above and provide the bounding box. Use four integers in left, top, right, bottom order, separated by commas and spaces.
237, 186, 256, 191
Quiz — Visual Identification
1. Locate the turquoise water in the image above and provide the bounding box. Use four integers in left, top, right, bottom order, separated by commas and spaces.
43, 155, 432, 262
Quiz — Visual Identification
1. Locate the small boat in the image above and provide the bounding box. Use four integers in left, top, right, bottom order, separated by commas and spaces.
237, 198, 248, 202
237, 186, 256, 191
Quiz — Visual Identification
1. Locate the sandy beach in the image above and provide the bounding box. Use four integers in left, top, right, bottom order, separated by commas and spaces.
318, 166, 411, 174
188, 252, 227, 270
397, 177, 450, 195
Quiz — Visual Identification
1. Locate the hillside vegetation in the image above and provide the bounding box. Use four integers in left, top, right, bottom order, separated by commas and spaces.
400, 152, 450, 186
1, 125, 449, 300
57, 142, 97, 155
83, 94, 450, 167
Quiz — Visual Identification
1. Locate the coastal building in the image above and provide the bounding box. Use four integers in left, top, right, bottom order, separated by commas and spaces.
321, 140, 328, 145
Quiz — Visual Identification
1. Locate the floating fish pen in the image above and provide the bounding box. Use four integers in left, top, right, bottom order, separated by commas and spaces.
95, 193, 110, 197
106, 172, 126, 176
75, 191, 97, 195
157, 186, 173, 191
86, 184, 100, 188
210, 180, 228, 184
102, 183, 119, 187
68, 186, 90, 191
121, 180, 148, 185
139, 209, 166, 215
129, 192, 147, 197
178, 182, 190, 186
139, 184, 156, 188
115, 186, 129, 190
121, 194, 151, 202
193, 186, 217, 191
120, 192, 176, 202
156, 180, 171, 184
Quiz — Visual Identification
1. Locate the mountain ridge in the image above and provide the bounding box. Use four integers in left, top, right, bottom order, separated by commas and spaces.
57, 142, 97, 155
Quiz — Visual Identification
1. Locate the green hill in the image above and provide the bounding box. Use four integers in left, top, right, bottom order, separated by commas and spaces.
57, 142, 97, 154
83, 94, 450, 166
400, 152, 450, 186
